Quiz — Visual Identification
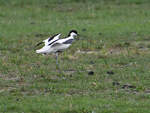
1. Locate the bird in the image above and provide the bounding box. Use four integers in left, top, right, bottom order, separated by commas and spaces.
35, 30, 78, 72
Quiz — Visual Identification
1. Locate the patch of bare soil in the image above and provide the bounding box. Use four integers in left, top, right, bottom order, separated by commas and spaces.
76, 50, 100, 54
133, 41, 150, 50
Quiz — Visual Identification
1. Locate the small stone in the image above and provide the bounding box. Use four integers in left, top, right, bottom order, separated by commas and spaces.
128, 85, 136, 89
138, 46, 144, 49
112, 82, 120, 86
121, 84, 136, 89
90, 61, 95, 64
88, 71, 94, 75
98, 32, 102, 35
145, 90, 150, 94
30, 22, 35, 24
124, 42, 130, 47
122, 84, 128, 89
92, 82, 97, 86
132, 32, 137, 36
82, 28, 87, 32
107, 71, 114, 75
45, 5, 49, 8
16, 98, 20, 101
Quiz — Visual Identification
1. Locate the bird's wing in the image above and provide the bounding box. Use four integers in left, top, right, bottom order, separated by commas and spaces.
44, 34, 61, 46
35, 34, 61, 48
50, 38, 66, 47
51, 42, 62, 48
51, 38, 73, 49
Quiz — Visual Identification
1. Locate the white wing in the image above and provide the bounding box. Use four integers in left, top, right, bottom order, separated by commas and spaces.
43, 34, 61, 46
36, 45, 51, 54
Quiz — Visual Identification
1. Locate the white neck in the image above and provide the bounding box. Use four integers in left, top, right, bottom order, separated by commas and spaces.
67, 35, 74, 39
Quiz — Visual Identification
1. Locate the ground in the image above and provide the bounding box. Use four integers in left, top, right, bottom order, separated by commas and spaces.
0, 0, 150, 112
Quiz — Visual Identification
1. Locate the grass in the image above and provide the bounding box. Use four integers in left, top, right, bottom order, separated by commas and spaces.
0, 0, 150, 112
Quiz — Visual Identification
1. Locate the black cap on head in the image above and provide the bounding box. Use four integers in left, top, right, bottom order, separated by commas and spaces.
69, 30, 78, 35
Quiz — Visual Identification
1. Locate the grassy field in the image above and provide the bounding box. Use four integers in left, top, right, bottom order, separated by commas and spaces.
0, 0, 150, 112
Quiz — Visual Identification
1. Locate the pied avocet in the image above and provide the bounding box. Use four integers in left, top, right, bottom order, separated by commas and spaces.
35, 30, 78, 71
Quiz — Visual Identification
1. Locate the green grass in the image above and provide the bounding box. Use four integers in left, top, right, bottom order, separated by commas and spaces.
0, 0, 150, 112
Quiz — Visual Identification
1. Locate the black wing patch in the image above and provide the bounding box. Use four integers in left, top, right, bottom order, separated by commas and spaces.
63, 39, 74, 44
48, 39, 60, 46
48, 34, 59, 42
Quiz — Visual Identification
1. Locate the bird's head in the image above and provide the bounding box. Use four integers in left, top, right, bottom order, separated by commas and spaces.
68, 30, 78, 37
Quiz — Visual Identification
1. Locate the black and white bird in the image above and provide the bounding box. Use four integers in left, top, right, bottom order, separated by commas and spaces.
35, 30, 78, 70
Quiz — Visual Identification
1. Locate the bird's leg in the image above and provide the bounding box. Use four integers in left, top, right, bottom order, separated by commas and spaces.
56, 52, 58, 66
56, 52, 59, 68
55, 52, 61, 74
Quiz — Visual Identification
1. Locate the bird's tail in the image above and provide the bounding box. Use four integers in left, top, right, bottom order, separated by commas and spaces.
36, 46, 49, 54
36, 49, 45, 54
36, 49, 41, 53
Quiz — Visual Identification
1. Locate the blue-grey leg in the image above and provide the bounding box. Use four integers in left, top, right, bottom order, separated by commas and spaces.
56, 52, 59, 66
55, 52, 61, 73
